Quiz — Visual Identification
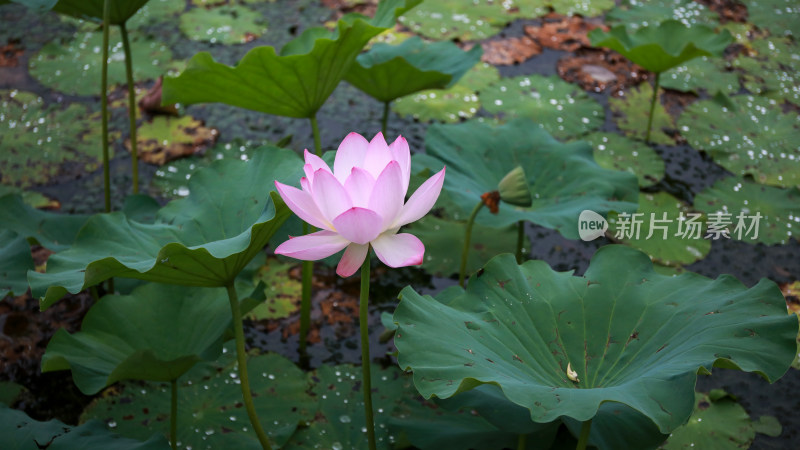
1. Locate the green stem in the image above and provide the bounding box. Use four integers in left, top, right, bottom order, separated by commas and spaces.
517, 433, 527, 450
170, 379, 177, 450
576, 419, 592, 450
645, 72, 661, 145
459, 200, 485, 287
119, 22, 139, 194
310, 115, 322, 157
359, 253, 377, 450
516, 220, 524, 264
381, 101, 390, 136
299, 223, 312, 366
101, 0, 111, 213
225, 283, 273, 450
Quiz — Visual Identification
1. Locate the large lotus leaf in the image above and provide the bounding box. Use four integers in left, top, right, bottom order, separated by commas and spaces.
412, 120, 639, 239
693, 177, 800, 246
583, 132, 665, 187
608, 192, 710, 266
0, 405, 168, 450
284, 364, 411, 449
744, 0, 800, 38
29, 28, 175, 97
178, 5, 266, 45
605, 0, 719, 30
0, 90, 106, 187
29, 147, 300, 310
409, 215, 528, 278
344, 36, 482, 103
481, 75, 604, 139
589, 20, 732, 73
162, 0, 419, 118
0, 193, 89, 251
0, 230, 33, 299
41, 283, 232, 395
393, 246, 797, 436
678, 95, 800, 188
660, 56, 739, 95
733, 37, 800, 105
81, 350, 314, 449
561, 401, 668, 449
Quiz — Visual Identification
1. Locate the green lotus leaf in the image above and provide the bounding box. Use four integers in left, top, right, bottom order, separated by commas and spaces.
660, 56, 739, 95
0, 193, 89, 251
561, 402, 668, 449
744, 0, 799, 38
605, 0, 719, 30
1, 0, 149, 24
392, 85, 480, 123
589, 20, 732, 73
582, 132, 665, 187
608, 192, 710, 266
29, 147, 301, 310
126, 0, 185, 30
162, 0, 419, 119
345, 36, 482, 103
393, 245, 797, 437
0, 230, 33, 299
481, 75, 604, 139
547, 0, 614, 16
608, 82, 675, 145
398, 0, 535, 41
0, 90, 107, 186
41, 283, 233, 395
693, 177, 800, 246
661, 391, 760, 449
247, 256, 301, 320
408, 215, 528, 278
284, 364, 412, 449
29, 28, 175, 96
390, 384, 562, 449
733, 37, 800, 105
0, 405, 168, 450
678, 95, 800, 188
178, 5, 266, 45
412, 119, 639, 239
0, 382, 26, 405
81, 350, 314, 449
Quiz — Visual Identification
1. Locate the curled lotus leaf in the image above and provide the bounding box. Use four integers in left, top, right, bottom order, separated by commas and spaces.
393, 245, 797, 439
589, 20, 732, 73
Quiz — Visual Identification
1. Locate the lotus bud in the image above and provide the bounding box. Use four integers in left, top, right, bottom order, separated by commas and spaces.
498, 166, 532, 207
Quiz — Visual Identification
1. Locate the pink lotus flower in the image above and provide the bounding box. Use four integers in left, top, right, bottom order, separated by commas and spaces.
274, 132, 445, 277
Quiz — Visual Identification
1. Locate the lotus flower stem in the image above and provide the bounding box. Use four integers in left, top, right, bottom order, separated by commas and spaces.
170, 379, 177, 450
120, 22, 139, 194
516, 220, 524, 264
517, 433, 526, 450
576, 419, 592, 450
459, 200, 485, 287
645, 72, 661, 145
298, 222, 312, 364
225, 283, 273, 450
310, 115, 322, 157
101, 0, 111, 213
359, 252, 377, 450
381, 101, 390, 136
